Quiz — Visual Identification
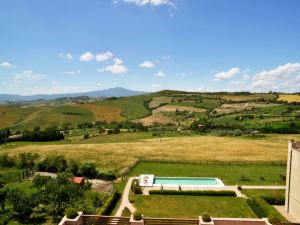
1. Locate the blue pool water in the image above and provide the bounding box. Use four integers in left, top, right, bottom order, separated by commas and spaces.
153, 177, 219, 186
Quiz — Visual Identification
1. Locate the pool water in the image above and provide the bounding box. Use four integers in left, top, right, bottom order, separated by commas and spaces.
153, 177, 219, 186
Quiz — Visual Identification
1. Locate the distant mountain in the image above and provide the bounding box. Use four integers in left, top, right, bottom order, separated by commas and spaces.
0, 87, 148, 102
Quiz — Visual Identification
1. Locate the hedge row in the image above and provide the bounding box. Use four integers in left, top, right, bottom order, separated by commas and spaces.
149, 190, 237, 196
246, 197, 270, 218
261, 195, 285, 206
97, 189, 120, 215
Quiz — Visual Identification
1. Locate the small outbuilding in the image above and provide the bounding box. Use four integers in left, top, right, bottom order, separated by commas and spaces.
72, 177, 85, 185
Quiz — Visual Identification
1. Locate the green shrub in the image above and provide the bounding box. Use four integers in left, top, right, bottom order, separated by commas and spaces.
97, 190, 120, 215
131, 179, 143, 194
121, 207, 131, 217
239, 173, 250, 181
279, 173, 286, 181
66, 208, 78, 219
268, 214, 283, 225
149, 190, 236, 196
202, 214, 211, 222
262, 195, 285, 205
246, 197, 270, 218
133, 211, 143, 221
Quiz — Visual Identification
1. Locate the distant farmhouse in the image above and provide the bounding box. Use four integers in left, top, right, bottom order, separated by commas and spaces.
286, 141, 300, 221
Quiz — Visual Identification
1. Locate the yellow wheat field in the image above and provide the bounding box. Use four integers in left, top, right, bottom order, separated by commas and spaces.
278, 94, 300, 103
3, 134, 296, 174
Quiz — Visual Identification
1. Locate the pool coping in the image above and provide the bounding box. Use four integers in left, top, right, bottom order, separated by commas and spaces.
139, 175, 225, 188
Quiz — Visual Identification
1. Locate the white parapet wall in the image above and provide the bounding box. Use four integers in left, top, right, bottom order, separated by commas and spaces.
286, 141, 300, 221
139, 174, 154, 187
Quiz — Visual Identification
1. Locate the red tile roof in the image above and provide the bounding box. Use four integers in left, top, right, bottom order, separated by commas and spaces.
72, 177, 85, 184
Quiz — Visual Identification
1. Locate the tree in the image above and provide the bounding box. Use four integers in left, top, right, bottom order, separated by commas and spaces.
7, 188, 35, 219
0, 128, 11, 144
78, 163, 97, 178
99, 127, 105, 135
17, 153, 39, 169
0, 188, 7, 213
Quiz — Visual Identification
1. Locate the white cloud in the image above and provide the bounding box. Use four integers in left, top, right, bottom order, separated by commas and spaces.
154, 71, 165, 77
140, 61, 155, 68
214, 67, 240, 80
251, 62, 300, 91
98, 58, 128, 74
114, 58, 123, 65
59, 53, 73, 60
79, 52, 94, 61
96, 51, 113, 62
65, 70, 81, 75
14, 70, 45, 80
243, 73, 250, 80
0, 61, 14, 68
114, 0, 174, 7
253, 63, 300, 81
151, 84, 161, 88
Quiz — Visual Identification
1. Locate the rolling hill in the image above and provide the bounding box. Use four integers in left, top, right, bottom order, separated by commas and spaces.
0, 87, 147, 102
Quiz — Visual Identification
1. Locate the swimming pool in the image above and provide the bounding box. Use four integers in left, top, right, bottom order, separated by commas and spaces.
153, 177, 220, 186
138, 175, 224, 187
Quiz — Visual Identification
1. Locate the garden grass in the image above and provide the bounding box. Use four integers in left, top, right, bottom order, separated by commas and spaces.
134, 195, 257, 218
129, 162, 286, 185
242, 189, 286, 199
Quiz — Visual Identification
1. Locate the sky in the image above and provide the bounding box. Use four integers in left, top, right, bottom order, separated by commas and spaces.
0, 0, 300, 95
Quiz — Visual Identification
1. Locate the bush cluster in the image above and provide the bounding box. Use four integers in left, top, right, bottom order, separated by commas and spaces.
149, 190, 236, 196
261, 195, 285, 205
20, 127, 64, 142
133, 211, 143, 221
131, 179, 142, 194
246, 197, 270, 218
202, 214, 211, 222
65, 208, 78, 219
37, 156, 103, 179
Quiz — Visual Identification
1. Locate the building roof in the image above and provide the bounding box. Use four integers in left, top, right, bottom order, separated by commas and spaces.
72, 177, 85, 184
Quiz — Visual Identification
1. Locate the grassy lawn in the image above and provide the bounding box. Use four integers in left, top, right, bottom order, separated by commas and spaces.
134, 195, 257, 218
95, 95, 153, 120
242, 189, 286, 198
5, 180, 37, 194
2, 134, 294, 175
0, 167, 27, 183
130, 162, 286, 185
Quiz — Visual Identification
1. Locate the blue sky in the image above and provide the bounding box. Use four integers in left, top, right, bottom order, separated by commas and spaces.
0, 0, 300, 95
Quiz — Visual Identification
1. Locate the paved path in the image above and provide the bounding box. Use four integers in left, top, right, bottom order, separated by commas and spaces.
115, 177, 136, 217
239, 185, 286, 189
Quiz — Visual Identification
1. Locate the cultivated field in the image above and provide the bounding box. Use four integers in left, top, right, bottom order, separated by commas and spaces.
215, 103, 279, 114
76, 104, 123, 122
95, 95, 152, 120
2, 134, 295, 174
135, 113, 174, 126
149, 96, 172, 109
221, 94, 275, 102
153, 105, 206, 113
278, 94, 300, 103
0, 106, 38, 128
